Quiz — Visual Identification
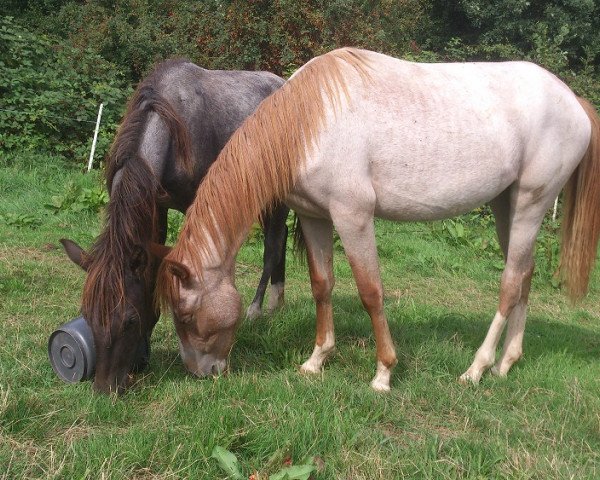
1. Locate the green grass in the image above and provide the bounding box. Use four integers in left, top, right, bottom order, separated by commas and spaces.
1, 153, 599, 479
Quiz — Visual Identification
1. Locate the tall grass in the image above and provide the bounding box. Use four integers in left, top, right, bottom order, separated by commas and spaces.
1, 154, 599, 479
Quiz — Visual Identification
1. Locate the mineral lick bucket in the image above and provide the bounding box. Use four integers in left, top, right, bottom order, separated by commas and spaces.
48, 316, 150, 383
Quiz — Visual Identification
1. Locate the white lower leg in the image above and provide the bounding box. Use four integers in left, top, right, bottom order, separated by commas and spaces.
245, 302, 262, 320
491, 305, 526, 377
460, 311, 507, 385
267, 282, 285, 313
490, 343, 522, 377
300, 332, 334, 374
371, 361, 392, 392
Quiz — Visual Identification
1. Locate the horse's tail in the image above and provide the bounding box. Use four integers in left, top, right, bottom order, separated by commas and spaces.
106, 82, 193, 192
559, 97, 600, 301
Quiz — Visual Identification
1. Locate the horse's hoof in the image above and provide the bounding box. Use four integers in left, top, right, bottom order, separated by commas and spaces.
459, 371, 480, 385
299, 360, 321, 375
267, 283, 285, 313
370, 378, 391, 392
266, 303, 283, 315
370, 361, 392, 392
490, 364, 510, 378
245, 303, 262, 321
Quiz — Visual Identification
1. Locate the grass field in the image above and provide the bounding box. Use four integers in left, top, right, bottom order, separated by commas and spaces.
1, 154, 599, 479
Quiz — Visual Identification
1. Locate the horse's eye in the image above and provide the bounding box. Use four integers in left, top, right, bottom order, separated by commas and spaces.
175, 312, 193, 324
123, 315, 138, 330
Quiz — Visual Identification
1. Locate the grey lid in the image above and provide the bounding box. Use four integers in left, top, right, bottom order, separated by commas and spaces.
48, 316, 95, 382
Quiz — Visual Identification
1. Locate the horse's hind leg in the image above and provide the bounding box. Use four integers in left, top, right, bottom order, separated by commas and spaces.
460, 260, 535, 385
298, 216, 336, 375
460, 193, 540, 385
266, 204, 289, 314
484, 195, 531, 377
491, 264, 533, 377
246, 204, 289, 320
246, 263, 269, 319
332, 209, 397, 391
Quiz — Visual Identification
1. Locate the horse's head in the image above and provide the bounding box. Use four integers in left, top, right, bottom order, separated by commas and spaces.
154, 245, 242, 377
61, 239, 157, 394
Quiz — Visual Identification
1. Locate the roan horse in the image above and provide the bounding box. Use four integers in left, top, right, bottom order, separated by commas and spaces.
60, 59, 287, 394
155, 48, 599, 391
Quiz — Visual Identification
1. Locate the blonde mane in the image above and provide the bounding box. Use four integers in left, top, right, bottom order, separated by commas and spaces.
157, 48, 372, 305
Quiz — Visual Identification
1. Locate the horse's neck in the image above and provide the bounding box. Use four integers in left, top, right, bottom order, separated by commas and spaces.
185, 221, 250, 276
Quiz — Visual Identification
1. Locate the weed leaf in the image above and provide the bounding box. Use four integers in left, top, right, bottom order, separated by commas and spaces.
210, 446, 244, 479
269, 464, 316, 480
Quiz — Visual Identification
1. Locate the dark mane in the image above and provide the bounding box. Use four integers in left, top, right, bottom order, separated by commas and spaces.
82, 59, 193, 331
106, 58, 194, 191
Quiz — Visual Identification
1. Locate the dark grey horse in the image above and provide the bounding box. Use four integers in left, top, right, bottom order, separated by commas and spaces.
61, 59, 287, 394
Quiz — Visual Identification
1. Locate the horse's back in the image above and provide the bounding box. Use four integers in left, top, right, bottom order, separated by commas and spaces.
196, 68, 284, 142
152, 60, 283, 144
135, 60, 284, 209
289, 50, 591, 221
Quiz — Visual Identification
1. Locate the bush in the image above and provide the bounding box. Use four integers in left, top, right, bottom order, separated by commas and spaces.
1, 1, 597, 163
424, 1, 600, 102
31, 0, 430, 81
0, 16, 130, 161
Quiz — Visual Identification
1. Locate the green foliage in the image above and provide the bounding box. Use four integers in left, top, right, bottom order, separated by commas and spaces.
432, 207, 565, 286
0, 16, 130, 159
30, 0, 430, 80
44, 181, 108, 214
427, 0, 599, 64
166, 210, 184, 245
0, 0, 72, 18
433, 208, 502, 258
425, 1, 600, 101
211, 446, 244, 479
0, 212, 42, 229
0, 1, 598, 165
536, 218, 562, 288
269, 463, 316, 480
211, 445, 317, 480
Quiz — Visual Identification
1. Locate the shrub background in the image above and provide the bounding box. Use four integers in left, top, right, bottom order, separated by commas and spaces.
0, 0, 598, 164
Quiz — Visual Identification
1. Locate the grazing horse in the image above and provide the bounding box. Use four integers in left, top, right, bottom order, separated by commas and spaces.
61, 59, 287, 394
155, 48, 599, 391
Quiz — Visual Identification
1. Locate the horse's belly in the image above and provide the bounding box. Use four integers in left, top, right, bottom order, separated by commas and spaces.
364, 108, 522, 220
372, 179, 509, 221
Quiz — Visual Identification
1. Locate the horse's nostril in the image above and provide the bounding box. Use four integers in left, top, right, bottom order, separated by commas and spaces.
211, 360, 227, 376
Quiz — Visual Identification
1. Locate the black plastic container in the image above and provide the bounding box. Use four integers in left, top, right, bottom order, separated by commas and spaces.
48, 316, 150, 383
48, 316, 95, 382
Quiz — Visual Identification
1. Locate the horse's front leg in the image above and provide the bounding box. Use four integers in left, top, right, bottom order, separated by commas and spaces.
298, 216, 336, 374
332, 206, 397, 392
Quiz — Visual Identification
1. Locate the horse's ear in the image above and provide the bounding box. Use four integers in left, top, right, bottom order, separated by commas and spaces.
147, 243, 191, 283
60, 239, 89, 272
129, 246, 148, 277
148, 242, 171, 260
165, 259, 191, 283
